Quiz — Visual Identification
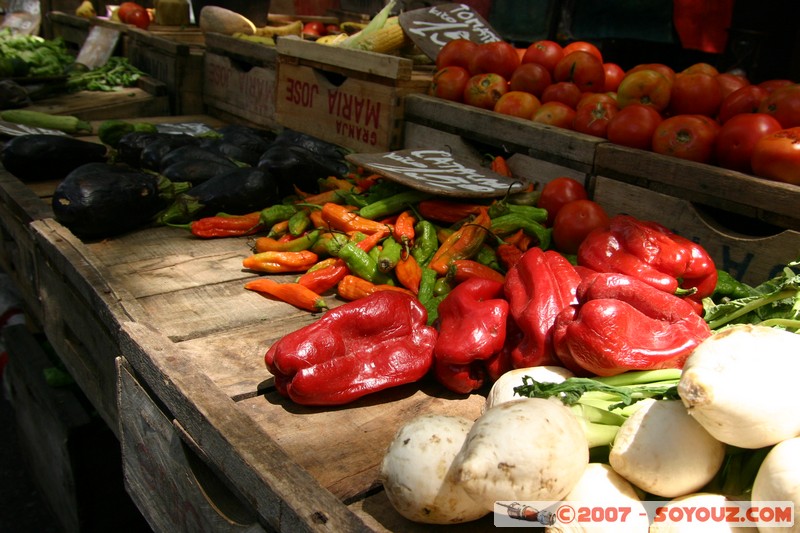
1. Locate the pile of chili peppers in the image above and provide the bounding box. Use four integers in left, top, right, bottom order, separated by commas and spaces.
184, 162, 719, 404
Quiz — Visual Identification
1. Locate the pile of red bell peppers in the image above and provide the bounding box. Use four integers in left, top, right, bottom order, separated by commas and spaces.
264, 213, 717, 405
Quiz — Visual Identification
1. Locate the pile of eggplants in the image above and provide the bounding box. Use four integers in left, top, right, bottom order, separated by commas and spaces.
35, 124, 351, 239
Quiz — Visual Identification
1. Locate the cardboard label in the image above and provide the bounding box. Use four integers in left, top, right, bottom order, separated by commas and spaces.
347, 149, 525, 198
399, 3, 502, 60
76, 26, 122, 70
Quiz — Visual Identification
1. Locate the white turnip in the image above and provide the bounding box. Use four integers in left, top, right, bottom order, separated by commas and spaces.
609, 399, 726, 498
484, 365, 575, 411
452, 398, 589, 512
546, 463, 649, 532
649, 493, 758, 532
678, 325, 800, 449
379, 413, 488, 524
751, 437, 800, 533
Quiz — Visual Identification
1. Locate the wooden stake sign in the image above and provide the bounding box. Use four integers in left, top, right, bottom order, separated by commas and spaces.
347, 149, 525, 198
76, 25, 122, 70
398, 3, 502, 60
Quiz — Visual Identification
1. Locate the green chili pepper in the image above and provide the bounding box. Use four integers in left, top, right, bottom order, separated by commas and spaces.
433, 276, 453, 297
475, 244, 501, 271
417, 267, 443, 325
489, 201, 548, 222
713, 270, 754, 300
313, 232, 349, 256
287, 209, 311, 237
259, 204, 298, 227
491, 214, 552, 250
411, 220, 438, 266
378, 237, 403, 273
336, 241, 391, 284
357, 190, 432, 220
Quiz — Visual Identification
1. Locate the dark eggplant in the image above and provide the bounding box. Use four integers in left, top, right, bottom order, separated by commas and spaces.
0, 134, 107, 182
271, 129, 346, 160
157, 167, 280, 225
158, 144, 237, 172
52, 163, 188, 238
161, 159, 239, 185
139, 133, 200, 171
115, 131, 164, 167
257, 144, 350, 196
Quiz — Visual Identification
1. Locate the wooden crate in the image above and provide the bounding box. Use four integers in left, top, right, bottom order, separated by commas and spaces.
118, 358, 268, 533
203, 33, 280, 130
125, 26, 206, 115
593, 142, 800, 232
275, 38, 432, 153
3, 325, 148, 533
592, 176, 800, 286
45, 11, 93, 51
0, 170, 52, 325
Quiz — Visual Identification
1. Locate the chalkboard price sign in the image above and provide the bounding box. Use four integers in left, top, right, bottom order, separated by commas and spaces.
347, 149, 525, 198
398, 3, 502, 60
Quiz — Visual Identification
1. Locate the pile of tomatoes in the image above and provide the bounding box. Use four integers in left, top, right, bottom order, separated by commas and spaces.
429, 38, 800, 185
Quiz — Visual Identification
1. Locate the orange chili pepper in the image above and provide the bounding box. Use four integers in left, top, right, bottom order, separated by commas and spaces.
336, 275, 415, 301
451, 259, 506, 284
242, 250, 319, 273
394, 254, 422, 294
268, 219, 290, 239
308, 209, 325, 229
320, 202, 390, 234
393, 210, 416, 256
297, 258, 350, 294
416, 199, 485, 224
491, 155, 512, 177
496, 243, 524, 271
190, 211, 263, 238
254, 229, 320, 253
427, 207, 492, 275
245, 278, 328, 312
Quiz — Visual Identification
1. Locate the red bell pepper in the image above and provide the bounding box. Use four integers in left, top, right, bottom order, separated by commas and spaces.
503, 247, 583, 369
577, 214, 717, 308
552, 272, 712, 377
431, 277, 510, 394
264, 291, 436, 405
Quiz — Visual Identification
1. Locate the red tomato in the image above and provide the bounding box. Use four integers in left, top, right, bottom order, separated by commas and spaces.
552, 199, 610, 254
715, 72, 749, 99
521, 40, 563, 74
508, 62, 552, 98
117, 2, 143, 22
541, 81, 582, 109
573, 100, 618, 138
757, 79, 794, 94
532, 101, 576, 129
718, 84, 769, 124
126, 8, 150, 29
429, 66, 471, 102
606, 103, 663, 151
538, 176, 589, 226
751, 127, 800, 184
651, 114, 719, 163
577, 92, 616, 110
562, 41, 603, 63
682, 62, 719, 76
468, 41, 520, 79
669, 73, 723, 117
715, 113, 783, 174
616, 69, 672, 112
627, 63, 676, 86
462, 73, 508, 110
303, 21, 327, 37
493, 90, 541, 119
436, 39, 478, 71
603, 62, 625, 92
758, 84, 800, 128
553, 51, 605, 93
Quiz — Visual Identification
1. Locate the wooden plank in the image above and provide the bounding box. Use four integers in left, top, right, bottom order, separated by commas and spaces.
276, 37, 415, 82
117, 321, 375, 533
594, 143, 800, 231
593, 176, 800, 285
403, 94, 602, 174
24, 85, 171, 122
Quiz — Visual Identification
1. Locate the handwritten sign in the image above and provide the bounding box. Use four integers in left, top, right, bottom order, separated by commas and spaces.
398, 3, 502, 60
347, 149, 525, 198
76, 26, 121, 70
